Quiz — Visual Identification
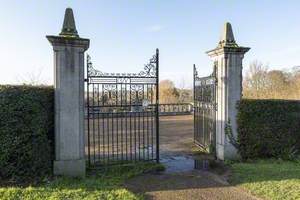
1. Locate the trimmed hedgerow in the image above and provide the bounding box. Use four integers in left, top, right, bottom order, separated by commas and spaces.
237, 99, 300, 160
0, 85, 54, 183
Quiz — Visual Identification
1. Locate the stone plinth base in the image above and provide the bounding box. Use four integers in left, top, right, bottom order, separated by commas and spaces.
216, 143, 239, 161
53, 159, 86, 177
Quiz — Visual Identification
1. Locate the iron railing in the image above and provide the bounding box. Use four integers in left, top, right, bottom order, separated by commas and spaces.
85, 49, 159, 167
85, 103, 193, 118
158, 103, 193, 115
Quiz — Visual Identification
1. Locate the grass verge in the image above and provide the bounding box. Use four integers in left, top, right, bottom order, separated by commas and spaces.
229, 159, 300, 200
0, 162, 165, 200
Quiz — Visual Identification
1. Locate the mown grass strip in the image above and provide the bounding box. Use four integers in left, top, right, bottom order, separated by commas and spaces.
229, 159, 300, 200
0, 162, 164, 200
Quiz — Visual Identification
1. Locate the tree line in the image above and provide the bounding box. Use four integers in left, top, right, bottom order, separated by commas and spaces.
159, 61, 300, 103
159, 80, 192, 103
243, 61, 300, 100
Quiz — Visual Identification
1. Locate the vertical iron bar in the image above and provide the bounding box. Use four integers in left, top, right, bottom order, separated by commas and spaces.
142, 85, 145, 160
116, 83, 119, 161
147, 84, 150, 160
151, 84, 154, 160
86, 59, 91, 167
193, 64, 196, 144
112, 109, 114, 161
121, 83, 124, 162
102, 84, 105, 163
129, 81, 133, 161
214, 64, 217, 157
92, 83, 96, 164
125, 83, 128, 161
155, 48, 160, 163
134, 105, 137, 161
138, 107, 141, 160
97, 84, 100, 162
107, 112, 110, 163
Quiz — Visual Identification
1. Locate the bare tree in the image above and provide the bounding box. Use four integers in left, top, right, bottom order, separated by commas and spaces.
243, 61, 269, 99
289, 66, 300, 99
177, 77, 192, 103
16, 67, 50, 85
266, 70, 289, 99
159, 80, 180, 103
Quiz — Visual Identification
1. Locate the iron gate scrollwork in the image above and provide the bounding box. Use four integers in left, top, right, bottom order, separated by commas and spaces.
85, 49, 159, 167
193, 64, 217, 152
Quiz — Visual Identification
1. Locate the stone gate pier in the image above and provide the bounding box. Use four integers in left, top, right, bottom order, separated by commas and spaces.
47, 8, 89, 176
207, 23, 250, 160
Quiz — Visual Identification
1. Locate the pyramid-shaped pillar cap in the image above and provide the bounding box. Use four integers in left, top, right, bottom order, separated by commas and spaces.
59, 8, 79, 38
218, 22, 238, 48
206, 22, 250, 56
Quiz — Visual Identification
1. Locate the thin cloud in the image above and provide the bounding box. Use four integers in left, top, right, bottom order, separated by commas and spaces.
146, 25, 164, 32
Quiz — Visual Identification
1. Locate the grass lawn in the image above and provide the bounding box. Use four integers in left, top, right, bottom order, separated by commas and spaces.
0, 162, 164, 200
229, 159, 300, 200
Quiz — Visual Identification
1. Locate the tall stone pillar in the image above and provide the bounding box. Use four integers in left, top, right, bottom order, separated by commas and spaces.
46, 8, 89, 176
207, 22, 249, 160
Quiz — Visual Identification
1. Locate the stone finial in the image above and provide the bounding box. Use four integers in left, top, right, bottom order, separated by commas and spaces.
218, 22, 238, 48
59, 8, 79, 37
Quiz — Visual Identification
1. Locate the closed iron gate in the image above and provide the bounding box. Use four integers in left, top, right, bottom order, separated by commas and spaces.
85, 49, 159, 167
193, 64, 216, 151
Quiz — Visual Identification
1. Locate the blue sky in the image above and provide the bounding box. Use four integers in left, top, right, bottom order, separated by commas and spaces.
1, 1, 300, 87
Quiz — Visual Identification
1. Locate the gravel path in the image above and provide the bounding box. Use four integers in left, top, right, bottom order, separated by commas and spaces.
125, 170, 259, 200
159, 115, 194, 157
125, 115, 260, 200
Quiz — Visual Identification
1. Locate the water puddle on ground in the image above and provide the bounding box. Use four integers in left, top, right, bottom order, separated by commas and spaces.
161, 155, 210, 173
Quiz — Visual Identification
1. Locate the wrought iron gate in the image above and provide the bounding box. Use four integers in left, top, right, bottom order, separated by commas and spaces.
193, 64, 216, 151
85, 49, 159, 167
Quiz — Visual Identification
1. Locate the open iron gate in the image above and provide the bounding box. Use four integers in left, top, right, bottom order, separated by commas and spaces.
193, 64, 217, 152
85, 49, 159, 167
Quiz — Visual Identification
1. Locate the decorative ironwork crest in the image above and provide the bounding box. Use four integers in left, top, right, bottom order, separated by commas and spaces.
87, 53, 157, 78
87, 54, 104, 76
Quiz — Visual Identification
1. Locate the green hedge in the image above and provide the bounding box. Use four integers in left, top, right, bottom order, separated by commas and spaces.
0, 85, 54, 182
237, 99, 300, 159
